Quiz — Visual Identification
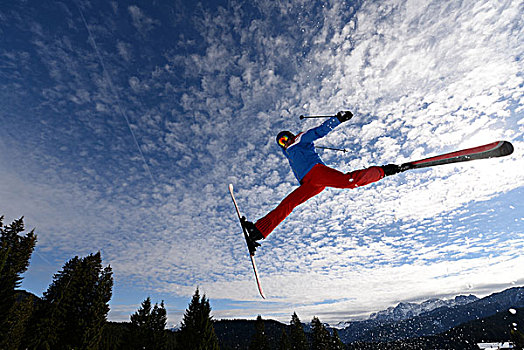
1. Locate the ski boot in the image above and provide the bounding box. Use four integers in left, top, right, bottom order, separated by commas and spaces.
241, 217, 263, 254
381, 164, 404, 176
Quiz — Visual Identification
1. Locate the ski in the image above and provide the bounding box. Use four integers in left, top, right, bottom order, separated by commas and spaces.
228, 184, 266, 299
401, 140, 513, 171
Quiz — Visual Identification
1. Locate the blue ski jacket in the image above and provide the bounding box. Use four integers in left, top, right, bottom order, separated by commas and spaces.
282, 116, 341, 183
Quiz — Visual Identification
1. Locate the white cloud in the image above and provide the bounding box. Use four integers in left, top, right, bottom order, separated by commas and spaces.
128, 5, 158, 35
116, 41, 132, 61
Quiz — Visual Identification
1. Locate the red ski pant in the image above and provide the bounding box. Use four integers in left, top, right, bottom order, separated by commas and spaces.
255, 163, 385, 238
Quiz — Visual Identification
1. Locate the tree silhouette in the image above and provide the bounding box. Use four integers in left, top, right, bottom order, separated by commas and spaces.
128, 297, 168, 349
27, 252, 113, 349
249, 315, 270, 350
0, 216, 36, 348
178, 287, 219, 350
330, 329, 346, 350
279, 329, 292, 350
289, 312, 308, 350
311, 316, 330, 350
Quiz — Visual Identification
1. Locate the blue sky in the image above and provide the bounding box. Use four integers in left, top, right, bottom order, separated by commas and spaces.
1, 0, 523, 327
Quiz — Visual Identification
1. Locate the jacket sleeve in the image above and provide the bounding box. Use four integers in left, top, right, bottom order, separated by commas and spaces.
300, 117, 341, 144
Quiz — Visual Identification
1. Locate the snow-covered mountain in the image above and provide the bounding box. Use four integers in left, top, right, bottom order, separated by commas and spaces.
368, 294, 479, 322
331, 294, 478, 329
334, 287, 524, 343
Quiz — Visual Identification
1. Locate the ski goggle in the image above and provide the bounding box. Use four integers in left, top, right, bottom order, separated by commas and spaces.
278, 134, 290, 147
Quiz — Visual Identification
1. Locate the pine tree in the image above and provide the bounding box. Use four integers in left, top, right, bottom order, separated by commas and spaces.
330, 329, 345, 350
311, 317, 331, 350
279, 329, 291, 350
178, 287, 219, 350
152, 300, 168, 346
28, 252, 113, 349
0, 216, 37, 347
99, 322, 129, 350
2, 293, 35, 350
128, 297, 167, 349
249, 315, 270, 350
129, 297, 153, 349
289, 312, 308, 350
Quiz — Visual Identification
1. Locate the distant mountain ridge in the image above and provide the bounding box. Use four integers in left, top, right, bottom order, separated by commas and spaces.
332, 294, 478, 329
336, 286, 524, 343
368, 294, 479, 322
212, 287, 524, 349
211, 287, 524, 349
345, 306, 524, 350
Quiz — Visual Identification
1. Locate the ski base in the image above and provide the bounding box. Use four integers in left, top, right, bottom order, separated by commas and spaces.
228, 184, 266, 299
401, 140, 513, 171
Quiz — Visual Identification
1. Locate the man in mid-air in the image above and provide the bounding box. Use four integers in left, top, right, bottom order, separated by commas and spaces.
242, 111, 404, 251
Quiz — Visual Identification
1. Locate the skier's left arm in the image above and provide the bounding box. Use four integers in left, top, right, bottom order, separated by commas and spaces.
300, 111, 353, 143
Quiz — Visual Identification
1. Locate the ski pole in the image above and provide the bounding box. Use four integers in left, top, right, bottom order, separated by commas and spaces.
299, 114, 334, 120
316, 146, 348, 153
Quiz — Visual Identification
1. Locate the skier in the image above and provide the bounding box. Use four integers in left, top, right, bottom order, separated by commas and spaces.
242, 111, 404, 251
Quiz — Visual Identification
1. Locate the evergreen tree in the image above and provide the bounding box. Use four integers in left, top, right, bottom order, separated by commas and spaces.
249, 315, 270, 350
329, 329, 345, 350
2, 293, 36, 350
279, 329, 291, 350
0, 216, 37, 347
165, 330, 179, 350
28, 252, 113, 349
289, 312, 308, 350
128, 297, 168, 350
151, 300, 168, 340
311, 317, 330, 350
99, 322, 130, 350
178, 287, 219, 350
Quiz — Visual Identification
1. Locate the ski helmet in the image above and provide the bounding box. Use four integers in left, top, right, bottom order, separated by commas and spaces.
276, 130, 294, 148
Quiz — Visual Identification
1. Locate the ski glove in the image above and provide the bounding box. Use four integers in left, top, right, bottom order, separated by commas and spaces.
381, 164, 402, 176
336, 111, 353, 123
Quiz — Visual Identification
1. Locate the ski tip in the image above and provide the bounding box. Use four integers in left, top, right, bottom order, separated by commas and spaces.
500, 141, 514, 156
228, 183, 234, 191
